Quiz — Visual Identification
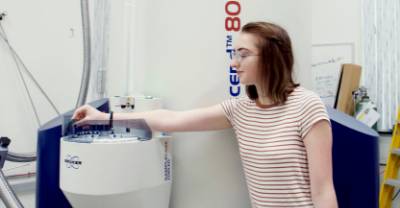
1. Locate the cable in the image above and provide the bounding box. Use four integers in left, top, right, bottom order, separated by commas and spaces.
0, 29, 41, 126
0, 15, 58, 164
0, 22, 60, 116
6, 172, 35, 180
3, 163, 33, 172
6, 153, 36, 162
0, 21, 60, 116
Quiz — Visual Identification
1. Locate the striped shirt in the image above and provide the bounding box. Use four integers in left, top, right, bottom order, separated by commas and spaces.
221, 87, 330, 208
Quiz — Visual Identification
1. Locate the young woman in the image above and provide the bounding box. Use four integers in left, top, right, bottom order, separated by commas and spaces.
72, 22, 338, 208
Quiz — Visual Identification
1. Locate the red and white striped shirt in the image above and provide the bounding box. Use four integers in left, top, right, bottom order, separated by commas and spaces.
221, 87, 330, 208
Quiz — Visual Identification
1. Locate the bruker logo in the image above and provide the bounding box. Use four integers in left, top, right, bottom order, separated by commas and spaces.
64, 155, 82, 169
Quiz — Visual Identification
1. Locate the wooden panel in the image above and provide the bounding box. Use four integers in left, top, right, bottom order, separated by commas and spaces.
335, 64, 362, 115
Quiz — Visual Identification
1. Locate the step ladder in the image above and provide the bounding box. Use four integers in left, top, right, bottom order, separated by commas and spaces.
380, 107, 400, 208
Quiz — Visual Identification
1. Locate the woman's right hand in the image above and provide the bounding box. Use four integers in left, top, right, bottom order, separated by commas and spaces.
72, 104, 109, 125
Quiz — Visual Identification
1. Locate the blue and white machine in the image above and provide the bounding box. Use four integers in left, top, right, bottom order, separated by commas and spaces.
36, 97, 172, 208
328, 107, 379, 208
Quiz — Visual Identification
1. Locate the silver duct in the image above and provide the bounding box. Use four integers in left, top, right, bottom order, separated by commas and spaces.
0, 170, 23, 208
76, 0, 92, 107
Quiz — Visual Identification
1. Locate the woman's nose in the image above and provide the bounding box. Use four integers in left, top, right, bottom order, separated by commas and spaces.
230, 58, 240, 69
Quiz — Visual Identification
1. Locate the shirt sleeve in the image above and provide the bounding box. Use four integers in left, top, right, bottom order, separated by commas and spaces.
299, 92, 331, 138
220, 98, 239, 125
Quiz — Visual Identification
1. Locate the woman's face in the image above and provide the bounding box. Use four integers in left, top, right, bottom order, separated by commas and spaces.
230, 32, 261, 85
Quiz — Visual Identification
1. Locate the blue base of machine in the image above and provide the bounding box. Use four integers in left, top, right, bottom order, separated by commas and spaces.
328, 107, 379, 208
36, 99, 109, 208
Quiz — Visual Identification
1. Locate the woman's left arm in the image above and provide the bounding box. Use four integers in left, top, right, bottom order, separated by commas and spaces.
303, 120, 338, 208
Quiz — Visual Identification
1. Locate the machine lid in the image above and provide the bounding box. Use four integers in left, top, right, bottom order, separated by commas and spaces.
62, 132, 142, 143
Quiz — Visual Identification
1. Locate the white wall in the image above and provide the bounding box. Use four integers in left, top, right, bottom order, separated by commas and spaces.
311, 0, 362, 64
0, 1, 83, 206
0, 0, 82, 176
137, 1, 311, 208
311, 0, 400, 206
0, 0, 312, 208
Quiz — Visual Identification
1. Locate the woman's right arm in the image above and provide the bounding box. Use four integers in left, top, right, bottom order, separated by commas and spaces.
72, 104, 232, 132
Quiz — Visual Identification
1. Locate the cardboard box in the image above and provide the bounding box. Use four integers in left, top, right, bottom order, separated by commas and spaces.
335, 64, 362, 115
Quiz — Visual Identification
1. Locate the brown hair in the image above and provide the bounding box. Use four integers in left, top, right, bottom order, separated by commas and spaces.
242, 22, 299, 105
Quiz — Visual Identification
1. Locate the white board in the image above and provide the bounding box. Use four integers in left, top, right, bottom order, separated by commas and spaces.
312, 43, 354, 107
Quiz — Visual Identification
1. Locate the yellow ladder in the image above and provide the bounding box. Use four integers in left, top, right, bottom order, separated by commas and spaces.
380, 107, 400, 208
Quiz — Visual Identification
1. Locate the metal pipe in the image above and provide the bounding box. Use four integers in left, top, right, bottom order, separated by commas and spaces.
76, 0, 92, 107
0, 170, 23, 208
6, 152, 36, 163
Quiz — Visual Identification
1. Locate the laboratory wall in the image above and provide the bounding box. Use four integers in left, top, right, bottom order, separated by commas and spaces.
0, 0, 82, 177
0, 0, 317, 207
126, 1, 312, 208
311, 0, 362, 64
